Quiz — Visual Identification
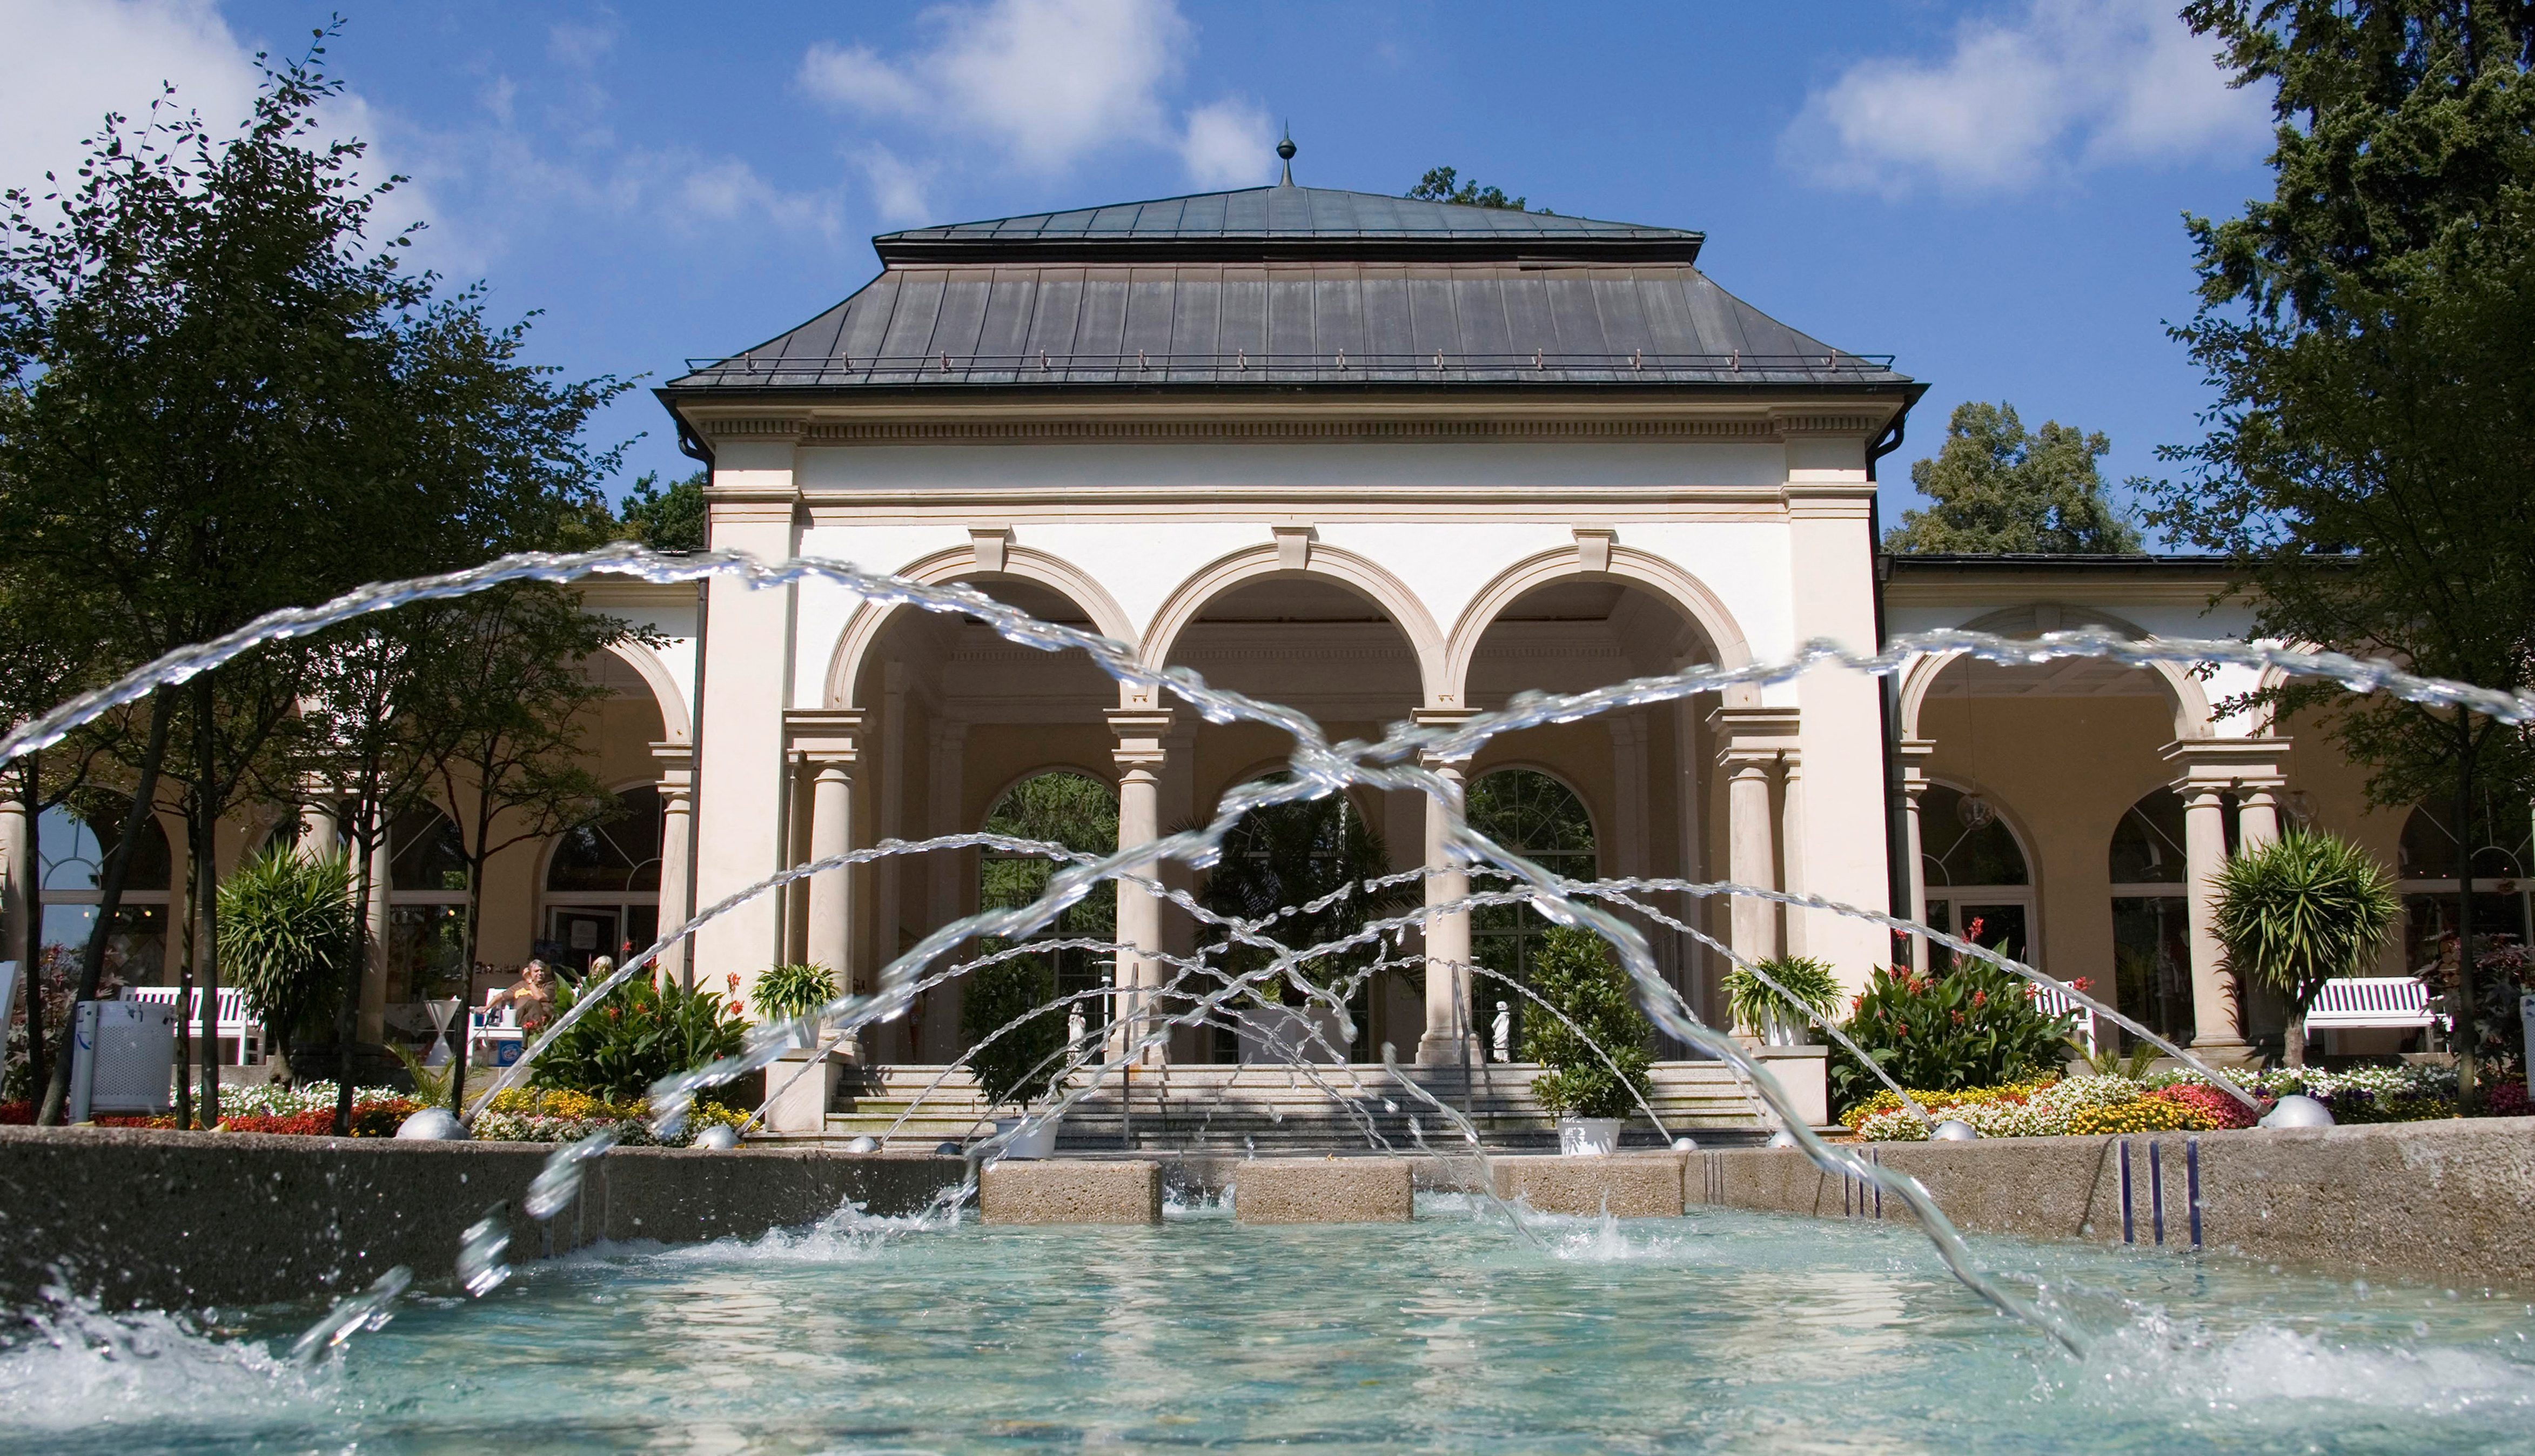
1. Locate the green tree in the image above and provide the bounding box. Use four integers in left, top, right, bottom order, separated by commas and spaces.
2154, 2, 2535, 1100
1406, 166, 1544, 212
620, 470, 707, 552
1885, 401, 2145, 554
2212, 830, 2399, 1067
426, 584, 660, 1116
216, 846, 356, 1077
1197, 786, 1413, 1042
1519, 927, 1654, 1121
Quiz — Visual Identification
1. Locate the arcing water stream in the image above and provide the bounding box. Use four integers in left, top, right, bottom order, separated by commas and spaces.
5, 542, 2527, 1365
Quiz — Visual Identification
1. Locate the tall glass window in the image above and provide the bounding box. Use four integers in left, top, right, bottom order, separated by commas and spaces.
2397, 796, 2533, 971
1917, 782, 2032, 969
1467, 768, 1598, 1050
543, 786, 664, 973
2108, 787, 2198, 1047
36, 796, 171, 985
976, 771, 1118, 1047
387, 805, 470, 1004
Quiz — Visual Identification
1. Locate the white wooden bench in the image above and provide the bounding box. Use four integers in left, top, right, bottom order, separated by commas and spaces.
2303, 976, 2435, 1052
2027, 981, 2101, 1056
125, 986, 264, 1065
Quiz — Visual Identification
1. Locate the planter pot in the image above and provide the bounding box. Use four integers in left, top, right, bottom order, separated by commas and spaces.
1759, 1010, 1816, 1048
763, 1048, 842, 1135
991, 1113, 1063, 1159
1236, 1004, 1350, 1066
1557, 1116, 1622, 1157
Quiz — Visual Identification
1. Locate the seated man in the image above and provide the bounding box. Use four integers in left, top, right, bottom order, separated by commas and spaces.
483, 959, 557, 1032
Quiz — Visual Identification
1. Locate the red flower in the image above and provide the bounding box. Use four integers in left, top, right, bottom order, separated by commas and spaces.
2068, 976, 2093, 992
1965, 916, 1986, 942
726, 973, 741, 992
1971, 990, 1987, 1008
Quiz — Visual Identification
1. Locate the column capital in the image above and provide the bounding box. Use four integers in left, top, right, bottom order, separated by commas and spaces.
2161, 736, 2292, 793
1411, 708, 1479, 766
784, 708, 863, 766
1895, 736, 1937, 794
1106, 709, 1175, 769
1708, 704, 1800, 766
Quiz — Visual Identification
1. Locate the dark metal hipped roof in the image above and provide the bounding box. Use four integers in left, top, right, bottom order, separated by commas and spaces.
666, 184, 1910, 394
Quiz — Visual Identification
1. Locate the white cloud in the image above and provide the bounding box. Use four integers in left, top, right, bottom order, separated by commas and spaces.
862, 146, 936, 225
803, 0, 1266, 186
1178, 99, 1273, 188
0, 0, 259, 199
1783, 0, 2271, 196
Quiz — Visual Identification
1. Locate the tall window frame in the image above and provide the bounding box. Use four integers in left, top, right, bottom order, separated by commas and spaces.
36, 795, 172, 986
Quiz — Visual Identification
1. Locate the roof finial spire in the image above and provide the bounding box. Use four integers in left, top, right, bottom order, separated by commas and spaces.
1276, 123, 1296, 187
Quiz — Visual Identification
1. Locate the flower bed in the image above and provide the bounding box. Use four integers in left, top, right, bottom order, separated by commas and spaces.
1847, 1063, 2465, 1141
469, 1087, 748, 1147
0, 1081, 746, 1143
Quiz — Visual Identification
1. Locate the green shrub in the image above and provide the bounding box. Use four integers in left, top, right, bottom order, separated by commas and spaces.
1829, 962, 2077, 1117
530, 974, 746, 1105
1722, 955, 1842, 1032
216, 847, 356, 1075
753, 962, 837, 1023
1521, 927, 1654, 1120
960, 955, 1067, 1109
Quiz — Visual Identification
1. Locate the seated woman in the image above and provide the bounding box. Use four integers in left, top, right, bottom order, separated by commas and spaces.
484, 960, 557, 1032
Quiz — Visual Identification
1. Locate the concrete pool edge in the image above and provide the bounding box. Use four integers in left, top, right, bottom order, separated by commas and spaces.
0, 1126, 966, 1311
1694, 1115, 2535, 1292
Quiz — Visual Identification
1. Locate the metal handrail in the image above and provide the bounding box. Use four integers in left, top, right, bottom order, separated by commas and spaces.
679, 348, 1899, 379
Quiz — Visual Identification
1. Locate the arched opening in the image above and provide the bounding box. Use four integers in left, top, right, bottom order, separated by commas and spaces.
2397, 796, 2533, 971
36, 795, 171, 985
1917, 782, 2034, 968
543, 785, 665, 974
1466, 767, 1599, 1052
2105, 787, 2219, 1046
1460, 575, 1717, 1032
387, 804, 470, 1005
975, 770, 1118, 1056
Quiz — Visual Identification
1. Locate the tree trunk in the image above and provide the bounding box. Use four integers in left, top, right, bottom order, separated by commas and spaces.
172, 811, 196, 1129
39, 688, 173, 1124
18, 755, 47, 1101
331, 785, 378, 1136
2451, 724, 2481, 1110
2283, 1008, 2308, 1068
445, 794, 492, 1119
192, 679, 220, 1126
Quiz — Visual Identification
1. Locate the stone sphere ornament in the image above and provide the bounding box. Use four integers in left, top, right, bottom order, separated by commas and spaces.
934, 1141, 963, 1156
694, 1123, 741, 1150
1672, 1136, 1698, 1152
846, 1135, 881, 1154
1930, 1119, 1980, 1141
395, 1108, 469, 1141
2259, 1093, 2335, 1128
1764, 1129, 1799, 1149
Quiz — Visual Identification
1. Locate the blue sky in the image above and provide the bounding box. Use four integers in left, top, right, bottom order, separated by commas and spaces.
2, 1, 2278, 539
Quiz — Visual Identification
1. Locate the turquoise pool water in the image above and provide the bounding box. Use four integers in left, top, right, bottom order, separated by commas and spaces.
4, 1195, 2530, 1453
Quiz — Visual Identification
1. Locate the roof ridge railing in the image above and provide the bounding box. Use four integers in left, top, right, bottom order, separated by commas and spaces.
679, 349, 1899, 378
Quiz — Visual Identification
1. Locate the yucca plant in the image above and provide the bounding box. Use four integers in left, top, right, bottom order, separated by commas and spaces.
217, 847, 356, 1079
2212, 830, 2398, 1068
1722, 955, 1843, 1037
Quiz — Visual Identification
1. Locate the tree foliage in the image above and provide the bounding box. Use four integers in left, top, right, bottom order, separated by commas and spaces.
619, 469, 707, 552
1198, 787, 1413, 1003
1885, 401, 2144, 554
960, 955, 1067, 1110
2155, 2, 2535, 1093
2213, 830, 2398, 1066
1406, 166, 1544, 212
1519, 927, 1654, 1120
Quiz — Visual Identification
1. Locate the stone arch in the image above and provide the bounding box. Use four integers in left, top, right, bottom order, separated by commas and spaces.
977, 761, 1121, 824
1139, 541, 1447, 709
600, 643, 689, 743
825, 543, 1137, 709
1896, 604, 2212, 741
1443, 545, 1756, 710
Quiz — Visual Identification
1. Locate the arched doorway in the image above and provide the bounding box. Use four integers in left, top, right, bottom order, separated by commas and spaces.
544, 786, 665, 973
975, 770, 1118, 1055
1467, 767, 1599, 1051
2397, 796, 2533, 971
2107, 787, 2208, 1046
386, 805, 470, 1004
1917, 782, 2034, 968
36, 796, 171, 985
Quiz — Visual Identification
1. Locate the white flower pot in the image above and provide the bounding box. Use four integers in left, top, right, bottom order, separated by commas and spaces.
1759, 1010, 1815, 1048
1557, 1116, 1621, 1157
991, 1113, 1063, 1159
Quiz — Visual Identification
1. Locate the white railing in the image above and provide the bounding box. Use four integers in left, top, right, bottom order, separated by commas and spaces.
124, 985, 264, 1064
2303, 976, 2434, 1030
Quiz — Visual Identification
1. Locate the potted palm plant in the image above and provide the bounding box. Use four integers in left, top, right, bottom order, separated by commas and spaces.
961, 954, 1069, 1157
1722, 955, 1842, 1046
2214, 830, 2398, 1067
755, 962, 839, 1134
1522, 926, 1655, 1155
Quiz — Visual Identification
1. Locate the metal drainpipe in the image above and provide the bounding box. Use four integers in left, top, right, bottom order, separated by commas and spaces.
1866, 412, 1912, 955
674, 416, 713, 992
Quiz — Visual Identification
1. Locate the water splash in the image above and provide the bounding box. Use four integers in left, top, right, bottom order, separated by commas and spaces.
457, 1206, 513, 1297
524, 1130, 616, 1222
287, 1266, 410, 1364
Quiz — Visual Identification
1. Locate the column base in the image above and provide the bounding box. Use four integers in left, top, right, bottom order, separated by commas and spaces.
1415, 1032, 1481, 1066
2180, 1038, 2257, 1069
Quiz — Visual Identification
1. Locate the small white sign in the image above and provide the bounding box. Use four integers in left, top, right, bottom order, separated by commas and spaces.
568, 920, 599, 950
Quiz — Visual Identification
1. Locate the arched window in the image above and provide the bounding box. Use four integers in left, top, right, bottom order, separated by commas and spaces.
977, 771, 1117, 1042
542, 786, 664, 974
1198, 775, 1403, 1062
2397, 796, 2533, 971
1467, 768, 1598, 1048
36, 796, 171, 985
1917, 783, 2033, 968
386, 806, 470, 1004
2108, 788, 2197, 1046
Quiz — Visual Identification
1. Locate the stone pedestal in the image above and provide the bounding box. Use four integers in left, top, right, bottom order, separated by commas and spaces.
762, 1049, 841, 1135
979, 1158, 1162, 1225
1751, 1043, 1829, 1128
1233, 1157, 1412, 1223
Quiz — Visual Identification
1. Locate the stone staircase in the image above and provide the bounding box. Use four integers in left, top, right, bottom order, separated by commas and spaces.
795, 1061, 1780, 1153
